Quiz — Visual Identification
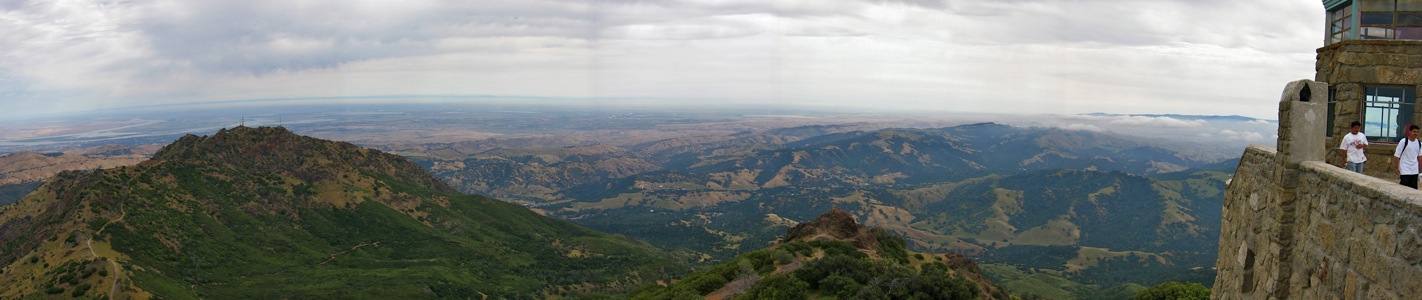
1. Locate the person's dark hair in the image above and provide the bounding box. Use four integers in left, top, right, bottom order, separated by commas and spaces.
1351, 121, 1362, 127
1411, 124, 1420, 131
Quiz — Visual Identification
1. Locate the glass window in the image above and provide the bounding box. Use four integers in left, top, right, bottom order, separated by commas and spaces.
1363, 12, 1396, 24
1401, 0, 1422, 10
1333, 6, 1351, 19
1362, 26, 1397, 39
1399, 13, 1422, 24
1327, 86, 1337, 138
1363, 0, 1396, 11
1329, 4, 1355, 43
1334, 16, 1354, 31
1363, 86, 1416, 142
1399, 26, 1422, 39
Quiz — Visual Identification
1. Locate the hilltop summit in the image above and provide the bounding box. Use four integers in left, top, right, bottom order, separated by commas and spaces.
633, 209, 1006, 299
783, 207, 863, 242
0, 126, 686, 298
153, 126, 453, 193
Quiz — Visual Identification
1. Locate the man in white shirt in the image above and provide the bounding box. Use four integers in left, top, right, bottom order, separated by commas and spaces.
1394, 124, 1421, 189
1339, 121, 1368, 173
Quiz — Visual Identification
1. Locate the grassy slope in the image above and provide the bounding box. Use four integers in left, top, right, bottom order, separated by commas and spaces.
0, 127, 689, 298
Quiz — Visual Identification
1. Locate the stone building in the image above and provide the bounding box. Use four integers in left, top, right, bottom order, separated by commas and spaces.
1212, 81, 1422, 299
1210, 2, 1422, 299
1319, 0, 1422, 177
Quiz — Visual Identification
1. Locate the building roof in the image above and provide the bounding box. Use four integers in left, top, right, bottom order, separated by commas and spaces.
1323, 0, 1350, 10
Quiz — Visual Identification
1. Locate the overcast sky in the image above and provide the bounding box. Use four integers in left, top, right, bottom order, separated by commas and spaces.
0, 0, 1323, 121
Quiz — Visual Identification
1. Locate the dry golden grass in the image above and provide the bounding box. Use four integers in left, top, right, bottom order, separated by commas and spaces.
0, 152, 148, 185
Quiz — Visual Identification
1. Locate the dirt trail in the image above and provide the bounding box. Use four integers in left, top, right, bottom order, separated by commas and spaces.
86, 166, 141, 300
87, 203, 125, 300
320, 242, 380, 265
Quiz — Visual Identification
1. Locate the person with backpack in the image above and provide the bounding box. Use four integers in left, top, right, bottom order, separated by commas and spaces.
1394, 124, 1421, 188
1340, 121, 1368, 173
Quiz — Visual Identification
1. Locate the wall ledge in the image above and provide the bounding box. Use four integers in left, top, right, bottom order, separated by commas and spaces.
1300, 161, 1422, 215
1245, 144, 1278, 156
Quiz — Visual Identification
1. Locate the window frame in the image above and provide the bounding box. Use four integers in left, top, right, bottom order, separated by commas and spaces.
1330, 3, 1355, 43
1361, 85, 1417, 143
1327, 86, 1337, 138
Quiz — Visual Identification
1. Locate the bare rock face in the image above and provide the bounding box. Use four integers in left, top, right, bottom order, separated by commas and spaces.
780, 208, 888, 256
784, 208, 862, 241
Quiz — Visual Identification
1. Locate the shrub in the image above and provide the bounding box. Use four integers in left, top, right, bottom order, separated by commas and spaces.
772, 249, 795, 265
734, 274, 808, 300
72, 283, 91, 297
1135, 281, 1210, 300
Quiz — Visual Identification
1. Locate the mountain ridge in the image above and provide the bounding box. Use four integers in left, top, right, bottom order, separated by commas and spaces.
0, 126, 688, 298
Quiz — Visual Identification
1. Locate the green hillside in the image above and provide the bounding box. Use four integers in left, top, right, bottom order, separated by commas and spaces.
0, 126, 689, 298
630, 209, 1008, 300
408, 123, 1231, 296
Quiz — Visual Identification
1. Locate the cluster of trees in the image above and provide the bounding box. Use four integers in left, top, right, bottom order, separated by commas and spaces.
74, 151, 691, 299
630, 239, 991, 299
1134, 281, 1210, 300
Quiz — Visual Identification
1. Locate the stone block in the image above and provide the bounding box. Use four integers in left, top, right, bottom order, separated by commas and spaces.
1397, 216, 1414, 234
1338, 52, 1358, 65
1401, 228, 1422, 264
1345, 270, 1362, 300
1405, 67, 1422, 83
1319, 221, 1336, 253
1378, 66, 1410, 84
1404, 266, 1422, 296
1336, 222, 1354, 255
1370, 206, 1396, 226
1353, 206, 1375, 231
1278, 99, 1327, 164
1331, 260, 1349, 292
1389, 262, 1413, 296
1385, 54, 1409, 67
1376, 224, 1398, 257
1289, 271, 1308, 294
1361, 249, 1394, 291
1368, 284, 1399, 300
1356, 66, 1380, 82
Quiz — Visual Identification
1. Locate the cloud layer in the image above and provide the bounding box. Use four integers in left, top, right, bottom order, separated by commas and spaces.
1, 0, 1324, 120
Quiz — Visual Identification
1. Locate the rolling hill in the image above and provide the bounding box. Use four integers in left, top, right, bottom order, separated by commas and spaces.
0, 126, 689, 298
408, 123, 1230, 297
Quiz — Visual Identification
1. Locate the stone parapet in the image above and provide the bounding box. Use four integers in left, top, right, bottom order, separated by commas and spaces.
1213, 147, 1422, 299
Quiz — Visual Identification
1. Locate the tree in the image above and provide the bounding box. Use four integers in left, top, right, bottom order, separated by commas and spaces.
1135, 281, 1210, 300
735, 274, 809, 300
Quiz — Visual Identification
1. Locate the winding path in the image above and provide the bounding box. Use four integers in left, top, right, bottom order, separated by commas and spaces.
86, 164, 144, 300
86, 202, 125, 300
320, 242, 380, 265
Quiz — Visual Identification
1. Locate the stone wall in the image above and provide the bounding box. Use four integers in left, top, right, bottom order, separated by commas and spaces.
1214, 146, 1422, 299
1213, 78, 1422, 299
1213, 145, 1285, 298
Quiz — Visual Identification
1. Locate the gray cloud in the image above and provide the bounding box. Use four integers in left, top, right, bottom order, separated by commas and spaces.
0, 0, 1325, 120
